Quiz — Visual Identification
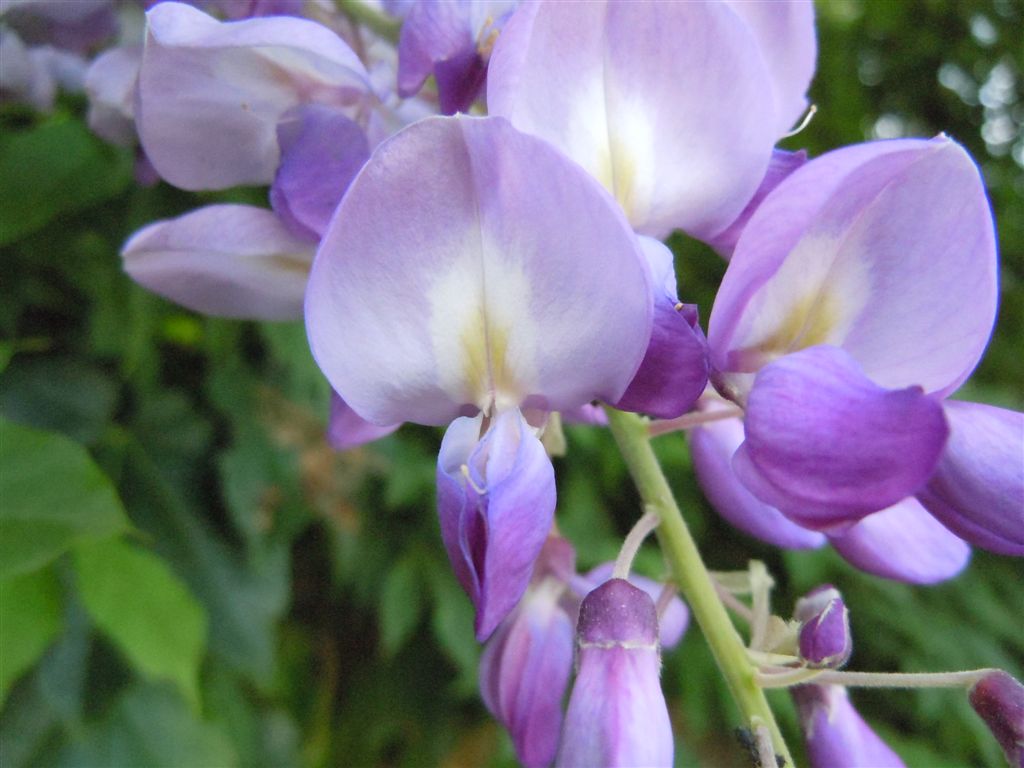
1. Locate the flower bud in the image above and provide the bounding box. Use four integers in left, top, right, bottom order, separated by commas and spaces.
969, 670, 1024, 768
795, 585, 852, 669
556, 579, 673, 768
479, 537, 576, 768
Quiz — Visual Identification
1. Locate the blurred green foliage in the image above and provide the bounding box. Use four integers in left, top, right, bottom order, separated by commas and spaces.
1, 1, 1022, 766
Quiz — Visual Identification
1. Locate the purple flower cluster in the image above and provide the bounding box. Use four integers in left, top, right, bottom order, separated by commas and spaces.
30, 0, 1020, 763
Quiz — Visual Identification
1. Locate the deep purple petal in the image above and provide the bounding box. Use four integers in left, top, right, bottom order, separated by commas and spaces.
614, 238, 709, 419
437, 409, 556, 641
581, 563, 689, 650
688, 411, 827, 549
326, 391, 400, 451
270, 104, 370, 240
794, 586, 851, 669
917, 401, 1024, 556
488, 0, 780, 238
792, 685, 906, 768
305, 115, 652, 426
828, 498, 971, 584
737, 346, 949, 527
121, 204, 313, 320
969, 670, 1024, 768
138, 2, 370, 189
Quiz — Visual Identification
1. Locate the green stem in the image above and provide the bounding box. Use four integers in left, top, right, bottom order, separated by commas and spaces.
604, 406, 794, 766
333, 0, 401, 42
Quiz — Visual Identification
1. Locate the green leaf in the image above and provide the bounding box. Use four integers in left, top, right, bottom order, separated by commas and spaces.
109, 436, 290, 689
0, 419, 129, 579
427, 567, 479, 697
0, 115, 132, 246
0, 567, 62, 705
0, 357, 119, 445
55, 683, 237, 768
74, 538, 207, 709
379, 554, 425, 656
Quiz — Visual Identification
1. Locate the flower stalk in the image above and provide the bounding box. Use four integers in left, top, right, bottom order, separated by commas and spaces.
604, 406, 793, 766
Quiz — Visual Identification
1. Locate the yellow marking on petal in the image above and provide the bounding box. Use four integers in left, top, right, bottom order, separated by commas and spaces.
269, 253, 313, 275
458, 308, 521, 413
607, 128, 638, 217
728, 234, 872, 373
740, 289, 843, 365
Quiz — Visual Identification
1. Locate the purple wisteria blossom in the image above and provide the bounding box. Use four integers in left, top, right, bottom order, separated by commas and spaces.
136, 2, 374, 190
688, 397, 972, 582
121, 3, 385, 322
305, 115, 657, 635
122, 204, 314, 320
479, 538, 688, 768
397, 0, 516, 114
700, 134, 1023, 567
487, 0, 816, 240
792, 685, 906, 768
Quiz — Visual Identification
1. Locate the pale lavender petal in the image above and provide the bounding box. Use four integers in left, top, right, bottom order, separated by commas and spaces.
122, 204, 313, 320
792, 685, 906, 768
305, 115, 652, 427
688, 411, 827, 549
487, 0, 779, 238
723, 0, 817, 134
614, 238, 708, 419
85, 45, 140, 147
436, 409, 556, 640
710, 137, 997, 400
582, 563, 689, 650
480, 577, 574, 768
326, 391, 399, 451
557, 580, 672, 768
917, 401, 1024, 556
270, 104, 370, 240
828, 498, 971, 583
137, 2, 371, 189
737, 346, 949, 527
705, 149, 808, 259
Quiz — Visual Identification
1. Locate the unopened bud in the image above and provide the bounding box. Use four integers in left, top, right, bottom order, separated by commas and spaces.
969, 670, 1024, 768
556, 579, 673, 767
795, 585, 851, 669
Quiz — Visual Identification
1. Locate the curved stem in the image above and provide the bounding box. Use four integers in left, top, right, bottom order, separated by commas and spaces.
603, 407, 794, 766
612, 509, 660, 580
